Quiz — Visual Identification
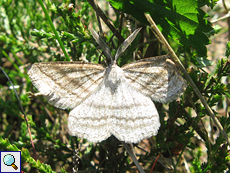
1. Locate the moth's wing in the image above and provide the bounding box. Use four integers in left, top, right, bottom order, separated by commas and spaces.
27, 61, 105, 109
68, 83, 111, 142
122, 55, 186, 103
68, 75, 160, 143
111, 78, 160, 143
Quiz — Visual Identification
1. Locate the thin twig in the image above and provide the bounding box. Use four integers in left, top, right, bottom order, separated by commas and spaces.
96, 13, 103, 34
211, 12, 230, 23
150, 153, 160, 173
0, 67, 37, 160
222, 0, 230, 119
222, 0, 230, 40
144, 13, 230, 145
190, 97, 213, 145
182, 154, 191, 173
87, 0, 125, 42
121, 142, 145, 173
37, 0, 70, 61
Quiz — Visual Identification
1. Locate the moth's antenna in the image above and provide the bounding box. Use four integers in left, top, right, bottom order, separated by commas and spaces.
89, 28, 114, 64
114, 28, 142, 62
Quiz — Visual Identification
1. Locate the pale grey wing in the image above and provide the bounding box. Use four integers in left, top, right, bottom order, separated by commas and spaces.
111, 78, 160, 143
68, 77, 160, 143
121, 55, 186, 103
68, 83, 111, 143
27, 61, 105, 109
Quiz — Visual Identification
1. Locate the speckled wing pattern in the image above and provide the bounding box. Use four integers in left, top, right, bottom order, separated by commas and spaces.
28, 28, 186, 143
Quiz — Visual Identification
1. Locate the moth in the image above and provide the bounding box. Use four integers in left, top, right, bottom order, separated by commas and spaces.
28, 28, 186, 143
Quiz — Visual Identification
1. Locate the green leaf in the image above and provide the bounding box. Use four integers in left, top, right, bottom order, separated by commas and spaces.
225, 91, 230, 99
195, 57, 213, 67
203, 0, 219, 8
31, 29, 55, 39
225, 41, 230, 57
107, 0, 212, 57
209, 94, 221, 107
205, 24, 222, 37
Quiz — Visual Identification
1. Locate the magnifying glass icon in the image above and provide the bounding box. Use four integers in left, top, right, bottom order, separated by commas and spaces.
3, 154, 18, 170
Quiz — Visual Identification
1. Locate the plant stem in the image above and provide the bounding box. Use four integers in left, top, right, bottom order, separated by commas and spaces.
144, 13, 230, 145
121, 142, 145, 173
87, 0, 125, 42
37, 0, 70, 61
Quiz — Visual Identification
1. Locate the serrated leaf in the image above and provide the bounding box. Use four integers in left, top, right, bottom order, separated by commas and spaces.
107, 0, 213, 57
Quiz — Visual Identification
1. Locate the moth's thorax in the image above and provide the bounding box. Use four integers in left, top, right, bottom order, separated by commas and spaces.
104, 64, 124, 93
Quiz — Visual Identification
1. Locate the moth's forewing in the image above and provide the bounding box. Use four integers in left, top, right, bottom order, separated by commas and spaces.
122, 55, 186, 103
28, 61, 105, 109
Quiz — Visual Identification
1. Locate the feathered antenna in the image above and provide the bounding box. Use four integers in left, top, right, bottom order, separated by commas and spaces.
89, 28, 113, 64
89, 28, 142, 64
114, 28, 142, 63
